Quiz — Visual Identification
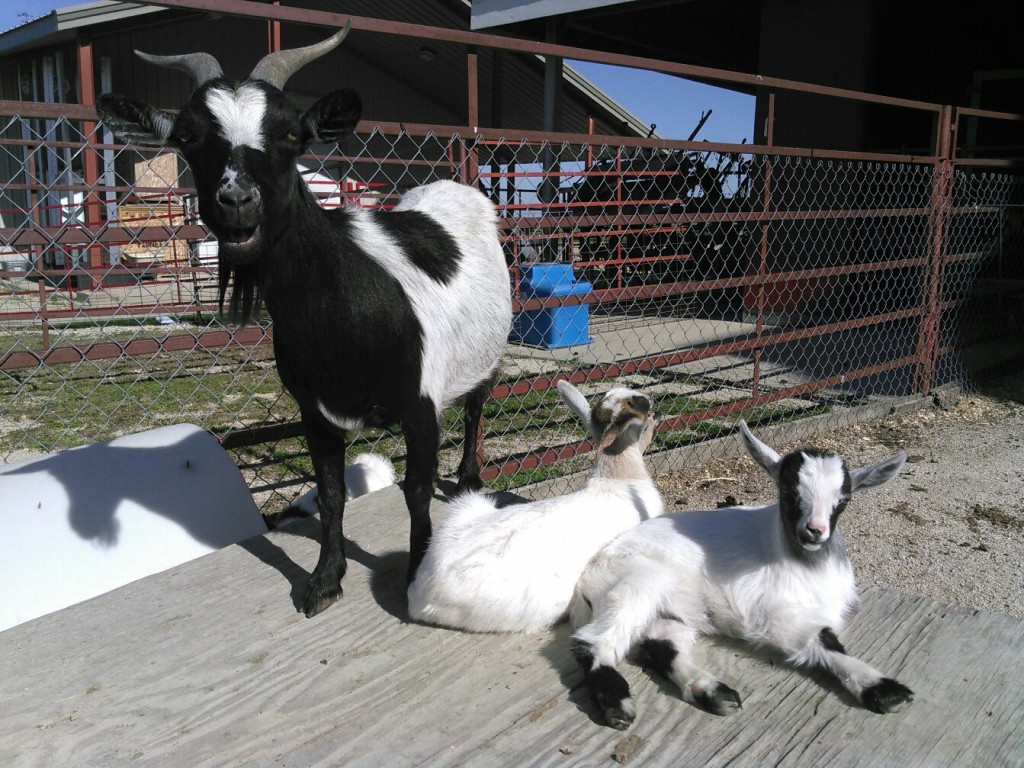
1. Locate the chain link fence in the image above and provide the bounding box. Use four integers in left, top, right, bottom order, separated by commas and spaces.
1, 107, 1021, 514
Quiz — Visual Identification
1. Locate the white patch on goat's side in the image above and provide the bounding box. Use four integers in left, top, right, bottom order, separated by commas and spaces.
205, 84, 266, 150
347, 181, 511, 411
316, 400, 364, 432
796, 454, 847, 542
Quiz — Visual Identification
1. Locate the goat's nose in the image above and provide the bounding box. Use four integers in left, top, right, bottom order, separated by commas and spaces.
218, 183, 255, 209
805, 523, 826, 539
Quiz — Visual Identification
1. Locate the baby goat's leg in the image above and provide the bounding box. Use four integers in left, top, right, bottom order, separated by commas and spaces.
571, 561, 667, 729
301, 414, 350, 618
638, 618, 742, 716
790, 628, 914, 714
402, 397, 441, 584
456, 378, 492, 494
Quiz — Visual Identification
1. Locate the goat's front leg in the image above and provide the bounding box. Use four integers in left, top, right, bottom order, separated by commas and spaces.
638, 618, 742, 716
571, 560, 667, 729
301, 417, 349, 618
402, 398, 440, 583
790, 628, 914, 713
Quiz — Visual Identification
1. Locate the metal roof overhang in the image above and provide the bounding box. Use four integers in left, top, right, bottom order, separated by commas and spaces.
471, 0, 636, 30
0, 1, 162, 56
470, 0, 762, 92
0, 0, 653, 138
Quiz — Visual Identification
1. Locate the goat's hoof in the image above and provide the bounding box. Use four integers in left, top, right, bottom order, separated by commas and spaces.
301, 583, 342, 618
455, 473, 484, 494
603, 698, 636, 730
694, 683, 742, 716
862, 678, 914, 714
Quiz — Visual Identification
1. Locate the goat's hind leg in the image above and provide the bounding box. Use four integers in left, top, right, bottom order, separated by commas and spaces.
402, 397, 441, 584
792, 628, 914, 714
456, 374, 495, 494
639, 618, 742, 715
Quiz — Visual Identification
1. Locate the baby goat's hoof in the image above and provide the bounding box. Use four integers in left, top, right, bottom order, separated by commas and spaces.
301, 582, 342, 618
862, 678, 914, 714
584, 663, 636, 729
603, 698, 636, 730
694, 682, 743, 716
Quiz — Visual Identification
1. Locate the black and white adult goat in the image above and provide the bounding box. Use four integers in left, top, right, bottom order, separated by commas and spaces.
570, 421, 913, 729
96, 24, 512, 617
407, 380, 663, 633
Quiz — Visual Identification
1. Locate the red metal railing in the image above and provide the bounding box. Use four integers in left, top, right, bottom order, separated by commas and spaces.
1, 1, 1021, 508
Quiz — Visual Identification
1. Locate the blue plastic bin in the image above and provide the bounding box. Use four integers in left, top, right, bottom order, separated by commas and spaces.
513, 264, 593, 348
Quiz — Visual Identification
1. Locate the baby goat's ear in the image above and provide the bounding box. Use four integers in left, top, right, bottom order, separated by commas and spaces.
602, 418, 648, 456
557, 380, 592, 426
850, 452, 906, 493
739, 420, 782, 483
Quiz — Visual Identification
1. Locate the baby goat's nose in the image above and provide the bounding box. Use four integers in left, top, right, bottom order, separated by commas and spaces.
805, 522, 826, 540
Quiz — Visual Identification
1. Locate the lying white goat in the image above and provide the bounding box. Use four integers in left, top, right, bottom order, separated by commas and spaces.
285, 453, 396, 516
407, 380, 664, 633
570, 421, 913, 729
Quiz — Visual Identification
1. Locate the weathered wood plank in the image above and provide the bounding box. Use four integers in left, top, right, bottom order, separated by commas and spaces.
1, 485, 1022, 767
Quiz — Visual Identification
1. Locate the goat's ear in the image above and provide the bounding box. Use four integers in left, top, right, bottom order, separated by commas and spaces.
850, 452, 906, 493
302, 88, 362, 144
557, 380, 592, 425
739, 420, 782, 483
602, 418, 647, 456
96, 94, 176, 147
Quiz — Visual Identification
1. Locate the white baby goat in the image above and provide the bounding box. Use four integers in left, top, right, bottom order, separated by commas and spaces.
407, 380, 664, 633
570, 421, 913, 729
286, 453, 396, 515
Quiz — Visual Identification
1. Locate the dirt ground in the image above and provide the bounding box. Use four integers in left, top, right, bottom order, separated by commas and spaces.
654, 368, 1024, 619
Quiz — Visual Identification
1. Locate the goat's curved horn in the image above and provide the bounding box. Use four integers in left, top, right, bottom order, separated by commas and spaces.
249, 20, 352, 89
134, 50, 224, 87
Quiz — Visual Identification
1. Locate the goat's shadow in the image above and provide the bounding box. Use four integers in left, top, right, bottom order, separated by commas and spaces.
708, 635, 863, 709
245, 480, 531, 621
2, 428, 265, 548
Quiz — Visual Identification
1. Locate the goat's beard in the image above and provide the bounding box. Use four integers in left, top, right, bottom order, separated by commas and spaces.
218, 256, 264, 326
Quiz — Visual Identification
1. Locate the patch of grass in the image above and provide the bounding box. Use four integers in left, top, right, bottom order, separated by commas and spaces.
968, 504, 1023, 533
891, 501, 927, 526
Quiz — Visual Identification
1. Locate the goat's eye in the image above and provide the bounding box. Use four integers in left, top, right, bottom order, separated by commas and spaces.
286, 131, 299, 142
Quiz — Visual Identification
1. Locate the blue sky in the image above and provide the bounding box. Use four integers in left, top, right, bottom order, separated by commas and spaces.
2, 1, 754, 143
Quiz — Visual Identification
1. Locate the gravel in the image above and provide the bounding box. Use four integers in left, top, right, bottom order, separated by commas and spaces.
653, 369, 1024, 619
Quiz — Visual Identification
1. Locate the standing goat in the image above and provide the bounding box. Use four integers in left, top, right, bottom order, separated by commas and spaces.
407, 380, 664, 633
96, 23, 512, 617
570, 421, 913, 729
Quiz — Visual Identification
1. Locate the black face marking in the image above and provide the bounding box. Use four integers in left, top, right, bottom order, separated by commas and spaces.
373, 210, 462, 284
630, 395, 651, 414
777, 448, 851, 561
819, 627, 846, 655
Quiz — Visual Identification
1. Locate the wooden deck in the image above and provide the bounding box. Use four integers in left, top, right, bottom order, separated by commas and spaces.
2, 484, 1022, 767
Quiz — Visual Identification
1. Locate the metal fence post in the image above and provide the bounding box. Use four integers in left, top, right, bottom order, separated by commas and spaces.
752, 93, 775, 399
916, 104, 954, 395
